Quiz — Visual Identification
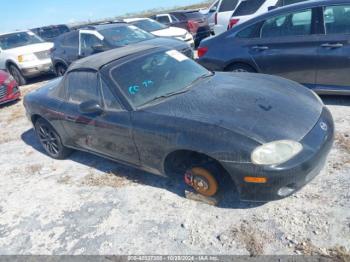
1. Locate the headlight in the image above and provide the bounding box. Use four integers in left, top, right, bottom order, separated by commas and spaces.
18, 53, 36, 63
251, 140, 303, 166
3, 74, 15, 85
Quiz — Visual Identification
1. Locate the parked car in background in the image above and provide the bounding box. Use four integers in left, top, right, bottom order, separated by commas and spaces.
24, 44, 334, 201
0, 31, 53, 86
151, 10, 211, 46
198, 0, 350, 95
51, 22, 193, 76
227, 0, 309, 30
200, 0, 220, 34
226, 0, 279, 31
31, 24, 70, 42
212, 0, 240, 36
0, 70, 20, 105
124, 18, 194, 47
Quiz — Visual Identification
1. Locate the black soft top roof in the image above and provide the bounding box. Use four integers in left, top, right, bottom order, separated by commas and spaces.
67, 44, 159, 72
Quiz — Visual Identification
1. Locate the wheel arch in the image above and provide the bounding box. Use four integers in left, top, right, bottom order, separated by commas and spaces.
53, 59, 68, 69
5, 59, 20, 70
31, 114, 46, 125
224, 60, 259, 73
162, 149, 234, 184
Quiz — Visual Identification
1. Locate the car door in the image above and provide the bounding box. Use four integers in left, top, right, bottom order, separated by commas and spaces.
59, 70, 140, 165
78, 30, 105, 58
247, 7, 321, 85
316, 4, 350, 90
61, 31, 79, 65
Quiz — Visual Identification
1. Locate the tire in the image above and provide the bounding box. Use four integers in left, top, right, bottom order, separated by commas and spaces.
227, 63, 256, 73
55, 63, 67, 77
184, 162, 222, 197
8, 64, 26, 86
34, 118, 72, 159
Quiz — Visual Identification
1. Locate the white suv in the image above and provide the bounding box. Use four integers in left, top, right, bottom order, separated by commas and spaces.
124, 18, 194, 48
213, 0, 241, 36
0, 31, 53, 85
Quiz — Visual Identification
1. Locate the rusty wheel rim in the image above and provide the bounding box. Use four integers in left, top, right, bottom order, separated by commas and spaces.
188, 167, 218, 197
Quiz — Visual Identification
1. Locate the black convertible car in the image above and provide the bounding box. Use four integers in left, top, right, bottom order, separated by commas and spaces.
24, 44, 334, 202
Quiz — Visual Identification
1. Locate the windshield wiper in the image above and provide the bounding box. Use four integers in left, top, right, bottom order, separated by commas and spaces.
188, 72, 214, 87
139, 90, 189, 107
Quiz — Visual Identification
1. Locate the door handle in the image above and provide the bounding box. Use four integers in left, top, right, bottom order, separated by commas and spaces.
321, 43, 343, 48
252, 46, 269, 51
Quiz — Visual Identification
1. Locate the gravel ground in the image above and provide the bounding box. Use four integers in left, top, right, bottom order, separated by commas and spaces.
0, 77, 349, 258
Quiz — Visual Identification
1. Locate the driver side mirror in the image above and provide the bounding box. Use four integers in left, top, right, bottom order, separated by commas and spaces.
92, 44, 107, 54
79, 100, 104, 115
209, 6, 217, 13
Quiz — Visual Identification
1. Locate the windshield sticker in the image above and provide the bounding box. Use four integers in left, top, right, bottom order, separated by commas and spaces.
128, 80, 154, 95
166, 50, 189, 62
128, 85, 140, 95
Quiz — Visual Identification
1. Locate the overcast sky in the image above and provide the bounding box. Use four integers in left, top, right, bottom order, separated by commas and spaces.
1, 0, 206, 32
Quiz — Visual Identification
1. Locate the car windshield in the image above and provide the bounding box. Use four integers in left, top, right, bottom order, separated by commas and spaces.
110, 49, 211, 108
130, 19, 168, 32
0, 32, 43, 50
100, 25, 155, 47
35, 26, 70, 40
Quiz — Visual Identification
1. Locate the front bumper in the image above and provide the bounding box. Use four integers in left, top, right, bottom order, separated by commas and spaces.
19, 59, 53, 77
0, 81, 20, 105
222, 107, 334, 202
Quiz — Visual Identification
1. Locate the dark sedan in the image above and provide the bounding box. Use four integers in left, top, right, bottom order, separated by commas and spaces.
24, 44, 334, 202
198, 0, 350, 95
51, 22, 193, 76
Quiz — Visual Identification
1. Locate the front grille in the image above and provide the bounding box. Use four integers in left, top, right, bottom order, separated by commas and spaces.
0, 85, 7, 99
34, 50, 50, 60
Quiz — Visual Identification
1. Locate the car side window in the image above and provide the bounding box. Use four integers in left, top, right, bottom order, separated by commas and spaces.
66, 71, 100, 104
80, 33, 103, 55
157, 15, 170, 24
324, 5, 350, 35
219, 0, 239, 12
170, 15, 179, 22
233, 0, 265, 16
237, 23, 261, 38
261, 9, 312, 38
100, 78, 122, 111
62, 32, 78, 47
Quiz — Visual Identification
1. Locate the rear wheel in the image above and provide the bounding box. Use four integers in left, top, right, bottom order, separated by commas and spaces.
55, 63, 67, 77
184, 164, 220, 197
34, 118, 72, 159
227, 63, 256, 73
8, 64, 26, 86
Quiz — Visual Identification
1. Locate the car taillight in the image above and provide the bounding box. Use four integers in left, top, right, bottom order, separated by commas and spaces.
228, 18, 240, 30
50, 47, 56, 53
187, 20, 199, 33
197, 47, 208, 58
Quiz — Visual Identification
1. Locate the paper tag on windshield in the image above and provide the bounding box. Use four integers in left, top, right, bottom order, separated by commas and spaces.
166, 50, 189, 62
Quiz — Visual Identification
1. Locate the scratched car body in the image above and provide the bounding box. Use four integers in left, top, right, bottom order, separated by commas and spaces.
24, 44, 334, 202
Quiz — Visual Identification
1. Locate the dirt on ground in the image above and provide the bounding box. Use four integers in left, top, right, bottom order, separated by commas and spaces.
0, 77, 349, 257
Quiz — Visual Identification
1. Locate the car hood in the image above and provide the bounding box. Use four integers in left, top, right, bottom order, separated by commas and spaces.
145, 72, 323, 144
140, 37, 189, 51
151, 27, 187, 37
4, 42, 54, 55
